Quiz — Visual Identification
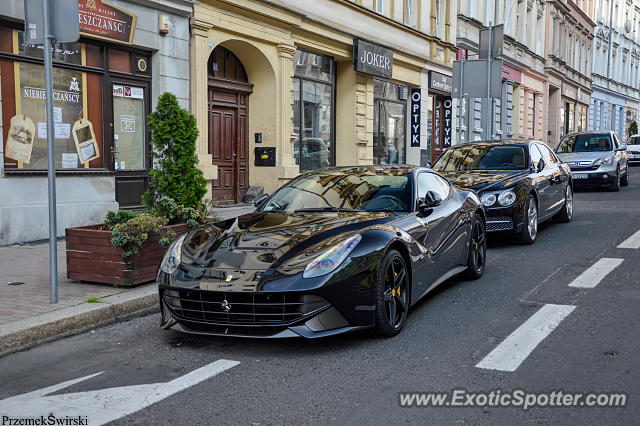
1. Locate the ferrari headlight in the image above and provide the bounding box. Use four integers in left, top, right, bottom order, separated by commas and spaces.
160, 234, 186, 274
481, 193, 497, 207
498, 190, 517, 206
303, 234, 362, 279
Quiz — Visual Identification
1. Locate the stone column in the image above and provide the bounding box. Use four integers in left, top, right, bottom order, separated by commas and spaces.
276, 43, 299, 179
190, 18, 217, 197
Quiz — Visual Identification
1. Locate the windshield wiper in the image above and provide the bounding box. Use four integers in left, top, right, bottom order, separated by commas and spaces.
294, 207, 364, 213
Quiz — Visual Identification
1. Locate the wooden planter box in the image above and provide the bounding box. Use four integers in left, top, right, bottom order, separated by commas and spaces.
66, 223, 189, 287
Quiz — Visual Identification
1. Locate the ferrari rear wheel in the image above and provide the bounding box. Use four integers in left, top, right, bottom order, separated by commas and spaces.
375, 249, 410, 337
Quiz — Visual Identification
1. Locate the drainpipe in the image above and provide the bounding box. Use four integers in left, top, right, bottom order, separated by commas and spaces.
607, 0, 614, 80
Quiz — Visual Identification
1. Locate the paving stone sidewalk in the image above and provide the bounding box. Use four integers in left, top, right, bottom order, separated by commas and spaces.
0, 204, 254, 328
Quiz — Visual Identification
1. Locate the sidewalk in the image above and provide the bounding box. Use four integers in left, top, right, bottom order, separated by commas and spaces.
0, 204, 254, 356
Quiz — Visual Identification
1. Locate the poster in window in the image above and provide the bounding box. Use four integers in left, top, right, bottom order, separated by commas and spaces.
19, 62, 83, 169
72, 119, 100, 164
6, 115, 36, 164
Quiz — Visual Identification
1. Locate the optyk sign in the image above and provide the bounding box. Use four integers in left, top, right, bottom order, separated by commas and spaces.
410, 89, 421, 147
353, 39, 393, 78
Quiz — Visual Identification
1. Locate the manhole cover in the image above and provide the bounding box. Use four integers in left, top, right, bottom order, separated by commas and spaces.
8, 281, 25, 286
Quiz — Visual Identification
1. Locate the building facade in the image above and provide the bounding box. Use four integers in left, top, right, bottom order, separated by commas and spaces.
456, 0, 548, 144
544, 0, 595, 147
0, 0, 193, 245
190, 0, 458, 204
590, 0, 640, 140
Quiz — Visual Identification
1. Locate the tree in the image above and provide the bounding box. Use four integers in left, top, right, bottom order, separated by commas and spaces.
142, 93, 207, 210
628, 121, 638, 139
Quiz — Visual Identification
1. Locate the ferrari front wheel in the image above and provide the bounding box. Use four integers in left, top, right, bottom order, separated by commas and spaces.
374, 249, 410, 337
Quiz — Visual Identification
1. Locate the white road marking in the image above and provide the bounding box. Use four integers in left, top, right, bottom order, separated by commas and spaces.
618, 229, 640, 249
476, 304, 576, 372
0, 359, 239, 425
568, 258, 624, 288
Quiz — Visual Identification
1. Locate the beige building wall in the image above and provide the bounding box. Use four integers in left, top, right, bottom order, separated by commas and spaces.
192, 0, 456, 199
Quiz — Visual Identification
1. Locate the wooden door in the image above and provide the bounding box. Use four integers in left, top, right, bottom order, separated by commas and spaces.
209, 89, 249, 204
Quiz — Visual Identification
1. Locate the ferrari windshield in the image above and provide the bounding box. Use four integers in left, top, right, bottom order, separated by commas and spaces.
433, 144, 528, 171
260, 168, 412, 213
557, 133, 613, 153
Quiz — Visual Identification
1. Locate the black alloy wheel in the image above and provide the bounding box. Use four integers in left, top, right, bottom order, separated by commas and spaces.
464, 213, 486, 279
610, 169, 621, 192
621, 165, 630, 186
375, 249, 410, 337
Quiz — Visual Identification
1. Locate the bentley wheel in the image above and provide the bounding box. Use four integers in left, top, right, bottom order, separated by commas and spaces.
375, 249, 410, 337
464, 213, 486, 279
516, 195, 538, 245
554, 185, 573, 223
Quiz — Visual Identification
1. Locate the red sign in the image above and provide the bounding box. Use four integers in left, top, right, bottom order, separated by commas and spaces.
501, 64, 522, 84
78, 0, 137, 44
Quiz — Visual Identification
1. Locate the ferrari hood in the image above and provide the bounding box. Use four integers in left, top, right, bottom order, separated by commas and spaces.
438, 170, 529, 193
180, 211, 397, 273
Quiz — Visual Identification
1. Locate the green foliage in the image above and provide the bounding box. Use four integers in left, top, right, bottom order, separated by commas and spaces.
149, 196, 205, 228
143, 92, 207, 211
628, 121, 638, 139
87, 297, 101, 303
111, 213, 175, 259
104, 210, 139, 228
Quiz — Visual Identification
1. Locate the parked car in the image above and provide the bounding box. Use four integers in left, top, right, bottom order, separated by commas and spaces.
432, 140, 573, 245
293, 137, 330, 170
158, 166, 486, 338
626, 134, 640, 165
556, 131, 629, 191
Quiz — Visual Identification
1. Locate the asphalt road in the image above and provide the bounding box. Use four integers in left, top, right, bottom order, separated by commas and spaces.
2, 172, 640, 425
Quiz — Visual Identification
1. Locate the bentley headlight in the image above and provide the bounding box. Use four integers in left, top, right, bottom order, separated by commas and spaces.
303, 234, 362, 278
481, 193, 497, 207
498, 190, 517, 206
160, 234, 186, 274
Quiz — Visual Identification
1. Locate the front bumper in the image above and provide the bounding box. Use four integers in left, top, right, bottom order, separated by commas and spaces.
484, 204, 525, 234
569, 169, 616, 186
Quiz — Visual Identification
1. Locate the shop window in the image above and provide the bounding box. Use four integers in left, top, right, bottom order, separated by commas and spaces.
17, 31, 82, 65
374, 80, 407, 165
85, 44, 102, 68
292, 50, 335, 172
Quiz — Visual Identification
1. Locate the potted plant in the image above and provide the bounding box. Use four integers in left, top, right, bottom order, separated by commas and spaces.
66, 93, 209, 286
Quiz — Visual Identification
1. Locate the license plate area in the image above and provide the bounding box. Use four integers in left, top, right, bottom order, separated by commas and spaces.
573, 173, 588, 180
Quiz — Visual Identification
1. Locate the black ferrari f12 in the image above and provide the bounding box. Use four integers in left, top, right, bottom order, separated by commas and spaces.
158, 166, 486, 338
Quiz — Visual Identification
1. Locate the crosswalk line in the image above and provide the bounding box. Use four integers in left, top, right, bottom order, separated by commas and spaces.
618, 229, 640, 249
568, 258, 624, 288
476, 304, 576, 372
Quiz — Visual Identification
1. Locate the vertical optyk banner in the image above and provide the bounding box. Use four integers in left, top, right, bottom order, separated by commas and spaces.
410, 88, 421, 147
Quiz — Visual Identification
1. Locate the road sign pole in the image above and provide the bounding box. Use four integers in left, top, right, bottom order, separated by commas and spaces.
42, 0, 58, 304
486, 23, 493, 141
459, 58, 465, 144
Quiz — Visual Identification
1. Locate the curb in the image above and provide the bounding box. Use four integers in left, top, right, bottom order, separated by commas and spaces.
0, 285, 159, 357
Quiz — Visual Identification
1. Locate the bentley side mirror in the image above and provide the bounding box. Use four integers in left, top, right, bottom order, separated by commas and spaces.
425, 161, 432, 168
254, 193, 269, 208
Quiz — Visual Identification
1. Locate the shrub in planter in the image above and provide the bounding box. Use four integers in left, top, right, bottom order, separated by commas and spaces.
111, 213, 175, 259
143, 92, 207, 211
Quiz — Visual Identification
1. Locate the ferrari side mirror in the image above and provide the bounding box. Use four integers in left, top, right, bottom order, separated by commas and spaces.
254, 193, 269, 208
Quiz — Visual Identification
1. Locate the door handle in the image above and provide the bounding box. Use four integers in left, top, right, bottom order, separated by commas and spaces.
232, 151, 237, 158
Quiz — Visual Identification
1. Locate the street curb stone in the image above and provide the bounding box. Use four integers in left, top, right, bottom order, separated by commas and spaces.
0, 285, 159, 357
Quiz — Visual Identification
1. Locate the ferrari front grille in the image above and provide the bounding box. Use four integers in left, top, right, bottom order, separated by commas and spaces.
163, 289, 329, 326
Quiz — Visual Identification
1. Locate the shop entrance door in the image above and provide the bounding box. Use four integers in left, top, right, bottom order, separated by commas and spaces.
111, 82, 149, 209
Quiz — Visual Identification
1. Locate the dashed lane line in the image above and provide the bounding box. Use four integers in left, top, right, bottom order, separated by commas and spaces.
476, 304, 576, 372
568, 258, 624, 289
618, 229, 640, 249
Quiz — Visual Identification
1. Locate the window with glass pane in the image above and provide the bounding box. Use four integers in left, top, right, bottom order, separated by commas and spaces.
374, 80, 407, 165
292, 50, 335, 172
18, 31, 82, 65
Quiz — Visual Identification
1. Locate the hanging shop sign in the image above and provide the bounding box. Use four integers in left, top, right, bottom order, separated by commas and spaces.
435, 97, 453, 149
428, 71, 452, 95
72, 119, 100, 164
6, 115, 36, 164
353, 39, 393, 78
78, 0, 137, 44
410, 89, 421, 148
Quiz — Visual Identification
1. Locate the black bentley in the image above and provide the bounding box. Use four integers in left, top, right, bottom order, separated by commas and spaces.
431, 140, 573, 244
158, 166, 486, 338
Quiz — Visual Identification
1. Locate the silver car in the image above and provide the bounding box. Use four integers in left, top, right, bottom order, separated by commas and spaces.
626, 134, 640, 164
556, 131, 629, 191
